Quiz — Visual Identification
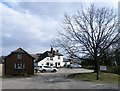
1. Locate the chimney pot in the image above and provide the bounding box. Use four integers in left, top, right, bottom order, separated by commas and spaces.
51, 47, 53, 53
56, 50, 59, 53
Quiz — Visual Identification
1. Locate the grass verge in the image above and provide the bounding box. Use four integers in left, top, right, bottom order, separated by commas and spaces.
68, 72, 120, 84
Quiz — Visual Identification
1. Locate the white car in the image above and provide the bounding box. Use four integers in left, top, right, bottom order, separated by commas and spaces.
39, 66, 58, 73
70, 63, 82, 69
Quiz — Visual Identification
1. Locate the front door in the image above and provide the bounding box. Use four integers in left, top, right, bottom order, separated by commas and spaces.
55, 62, 57, 68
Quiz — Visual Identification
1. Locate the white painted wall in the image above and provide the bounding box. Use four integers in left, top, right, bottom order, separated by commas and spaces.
0, 64, 3, 76
37, 55, 64, 67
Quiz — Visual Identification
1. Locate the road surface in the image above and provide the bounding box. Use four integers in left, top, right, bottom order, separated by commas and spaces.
2, 68, 119, 89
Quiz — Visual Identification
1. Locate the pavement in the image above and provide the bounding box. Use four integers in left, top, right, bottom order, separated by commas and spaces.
1, 68, 119, 89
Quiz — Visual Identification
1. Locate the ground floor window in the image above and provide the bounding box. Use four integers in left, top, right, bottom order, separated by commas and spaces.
46, 62, 49, 66
58, 62, 60, 65
14, 63, 25, 69
50, 63, 53, 66
55, 62, 57, 67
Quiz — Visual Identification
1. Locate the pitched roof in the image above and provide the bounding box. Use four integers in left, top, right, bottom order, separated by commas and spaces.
44, 51, 54, 57
30, 54, 39, 61
12, 47, 27, 53
54, 51, 63, 56
35, 49, 63, 63
5, 47, 35, 59
43, 50, 63, 57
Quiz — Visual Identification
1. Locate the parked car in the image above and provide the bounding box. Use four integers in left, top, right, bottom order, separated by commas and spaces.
34, 66, 40, 70
70, 63, 82, 69
39, 66, 58, 73
38, 66, 42, 71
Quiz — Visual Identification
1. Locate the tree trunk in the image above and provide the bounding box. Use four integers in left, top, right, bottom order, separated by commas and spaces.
94, 60, 98, 73
93, 54, 100, 80
96, 59, 99, 80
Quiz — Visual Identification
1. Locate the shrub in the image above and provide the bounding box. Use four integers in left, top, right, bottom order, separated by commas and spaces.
106, 66, 120, 75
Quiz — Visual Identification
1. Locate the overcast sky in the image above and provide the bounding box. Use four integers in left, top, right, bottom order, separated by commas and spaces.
1, 0, 119, 56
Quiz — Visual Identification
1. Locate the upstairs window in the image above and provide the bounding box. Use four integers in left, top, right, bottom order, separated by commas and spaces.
58, 56, 60, 59
47, 58, 49, 60
17, 53, 22, 59
14, 63, 25, 69
50, 57, 53, 60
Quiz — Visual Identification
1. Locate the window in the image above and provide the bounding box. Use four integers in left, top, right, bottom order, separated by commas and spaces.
14, 63, 25, 69
50, 63, 53, 66
47, 58, 49, 60
58, 62, 60, 65
44, 66, 52, 68
50, 57, 53, 60
46, 62, 49, 65
58, 56, 60, 59
17, 53, 22, 59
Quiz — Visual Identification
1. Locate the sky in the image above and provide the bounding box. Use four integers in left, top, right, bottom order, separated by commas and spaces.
0, 0, 119, 56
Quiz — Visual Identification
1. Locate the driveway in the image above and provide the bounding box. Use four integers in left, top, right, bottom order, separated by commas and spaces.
2, 68, 119, 89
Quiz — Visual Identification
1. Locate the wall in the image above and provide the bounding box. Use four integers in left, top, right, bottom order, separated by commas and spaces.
0, 64, 3, 77
5, 53, 34, 76
38, 55, 64, 67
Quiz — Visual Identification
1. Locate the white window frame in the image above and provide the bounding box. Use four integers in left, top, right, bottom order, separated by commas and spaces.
14, 63, 25, 69
50, 63, 53, 66
47, 58, 49, 60
46, 62, 49, 66
17, 53, 22, 59
58, 62, 60, 65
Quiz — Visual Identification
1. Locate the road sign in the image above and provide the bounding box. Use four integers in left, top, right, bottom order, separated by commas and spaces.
100, 66, 107, 71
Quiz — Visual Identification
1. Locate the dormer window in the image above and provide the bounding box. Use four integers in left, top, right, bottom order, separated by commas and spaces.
47, 58, 49, 60
17, 53, 22, 59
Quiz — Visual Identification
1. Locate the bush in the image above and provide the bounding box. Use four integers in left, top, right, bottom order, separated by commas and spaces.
82, 66, 94, 70
81, 60, 94, 67
106, 66, 120, 75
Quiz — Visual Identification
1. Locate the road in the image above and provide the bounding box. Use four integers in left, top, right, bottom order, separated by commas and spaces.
2, 68, 119, 89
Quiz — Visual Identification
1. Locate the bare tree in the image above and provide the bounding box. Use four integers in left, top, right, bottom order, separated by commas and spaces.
52, 4, 119, 80
110, 39, 120, 66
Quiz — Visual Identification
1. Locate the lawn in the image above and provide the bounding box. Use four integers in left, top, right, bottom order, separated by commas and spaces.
68, 72, 120, 84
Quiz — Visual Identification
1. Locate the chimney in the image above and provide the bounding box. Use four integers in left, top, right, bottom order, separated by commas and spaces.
51, 47, 53, 53
56, 50, 59, 53
53, 50, 55, 56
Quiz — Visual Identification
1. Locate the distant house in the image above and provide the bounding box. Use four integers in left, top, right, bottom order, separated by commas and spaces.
30, 53, 39, 70
34, 48, 64, 68
4, 48, 35, 76
63, 58, 71, 67
68, 58, 82, 64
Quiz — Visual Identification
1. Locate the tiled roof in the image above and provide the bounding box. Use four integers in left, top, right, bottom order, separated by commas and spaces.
12, 47, 27, 53
54, 51, 63, 56
5, 47, 35, 59
30, 54, 39, 60
45, 51, 54, 57
44, 50, 63, 57
35, 49, 63, 63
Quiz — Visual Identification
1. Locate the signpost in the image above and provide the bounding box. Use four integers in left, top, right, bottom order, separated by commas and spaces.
100, 66, 107, 71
